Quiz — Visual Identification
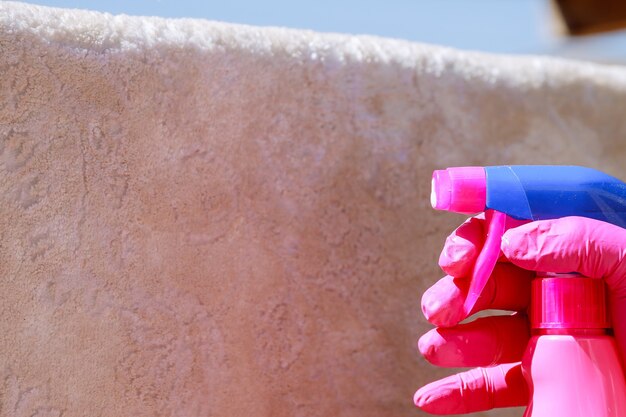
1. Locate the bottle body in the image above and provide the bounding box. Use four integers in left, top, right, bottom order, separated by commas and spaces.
522, 332, 626, 417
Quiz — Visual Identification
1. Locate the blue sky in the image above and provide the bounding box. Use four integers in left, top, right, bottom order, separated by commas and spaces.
21, 0, 553, 54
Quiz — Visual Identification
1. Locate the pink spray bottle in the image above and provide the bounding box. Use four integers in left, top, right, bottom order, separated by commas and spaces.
430, 165, 626, 416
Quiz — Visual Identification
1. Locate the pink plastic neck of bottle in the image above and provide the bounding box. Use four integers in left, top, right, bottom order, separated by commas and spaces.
530, 276, 610, 330
532, 329, 607, 336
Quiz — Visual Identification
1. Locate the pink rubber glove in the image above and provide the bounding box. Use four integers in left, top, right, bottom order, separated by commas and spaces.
414, 215, 626, 415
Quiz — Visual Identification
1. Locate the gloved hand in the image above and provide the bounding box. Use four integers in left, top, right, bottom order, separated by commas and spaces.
414, 215, 626, 415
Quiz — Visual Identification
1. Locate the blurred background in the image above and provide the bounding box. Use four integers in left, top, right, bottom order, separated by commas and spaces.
19, 0, 626, 64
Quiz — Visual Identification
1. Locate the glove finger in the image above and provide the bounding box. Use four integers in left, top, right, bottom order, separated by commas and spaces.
422, 262, 533, 327
439, 214, 531, 278
501, 217, 626, 366
418, 313, 529, 368
438, 215, 484, 278
500, 216, 626, 284
414, 362, 528, 414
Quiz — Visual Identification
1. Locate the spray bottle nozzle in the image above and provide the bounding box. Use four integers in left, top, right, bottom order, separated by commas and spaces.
431, 167, 486, 214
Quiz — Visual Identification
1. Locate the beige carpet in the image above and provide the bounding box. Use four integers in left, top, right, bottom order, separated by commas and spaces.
2, 2, 626, 416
